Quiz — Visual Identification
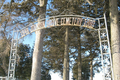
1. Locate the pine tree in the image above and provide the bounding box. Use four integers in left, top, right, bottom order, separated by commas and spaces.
1, 0, 119, 80
30, 0, 48, 79
0, 39, 10, 76
15, 43, 32, 80
109, 0, 120, 80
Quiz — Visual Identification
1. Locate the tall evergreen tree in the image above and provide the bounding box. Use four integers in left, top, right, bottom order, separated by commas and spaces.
15, 43, 32, 80
63, 26, 69, 80
109, 0, 120, 80
1, 0, 119, 80
0, 39, 10, 76
30, 0, 47, 79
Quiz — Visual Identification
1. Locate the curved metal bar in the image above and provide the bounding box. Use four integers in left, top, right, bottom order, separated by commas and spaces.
17, 15, 100, 40
18, 14, 98, 32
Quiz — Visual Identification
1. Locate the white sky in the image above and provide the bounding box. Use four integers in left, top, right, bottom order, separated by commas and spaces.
50, 71, 103, 80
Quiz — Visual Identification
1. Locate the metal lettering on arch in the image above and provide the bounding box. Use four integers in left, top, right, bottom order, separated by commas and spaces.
17, 15, 96, 40
6, 14, 114, 80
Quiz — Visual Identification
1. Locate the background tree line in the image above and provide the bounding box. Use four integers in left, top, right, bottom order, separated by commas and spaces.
0, 0, 120, 80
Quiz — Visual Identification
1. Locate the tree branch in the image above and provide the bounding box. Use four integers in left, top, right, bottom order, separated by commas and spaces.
86, 0, 93, 5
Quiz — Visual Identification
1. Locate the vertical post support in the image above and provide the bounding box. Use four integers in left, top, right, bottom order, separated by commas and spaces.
98, 13, 114, 80
104, 13, 114, 80
8, 30, 18, 80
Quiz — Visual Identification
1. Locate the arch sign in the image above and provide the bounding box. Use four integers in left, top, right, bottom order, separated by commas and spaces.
4, 14, 114, 80
19, 15, 96, 39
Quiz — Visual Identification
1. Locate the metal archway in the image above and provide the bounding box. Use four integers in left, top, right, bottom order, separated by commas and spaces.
5, 14, 114, 80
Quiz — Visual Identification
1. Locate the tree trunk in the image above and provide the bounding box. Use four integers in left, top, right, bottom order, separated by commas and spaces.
109, 0, 120, 80
78, 51, 82, 80
30, 0, 47, 79
63, 27, 69, 80
78, 28, 82, 80
30, 30, 44, 80
67, 54, 69, 80
90, 61, 93, 80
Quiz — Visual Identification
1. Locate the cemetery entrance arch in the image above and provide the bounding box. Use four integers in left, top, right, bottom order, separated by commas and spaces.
6, 14, 114, 80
